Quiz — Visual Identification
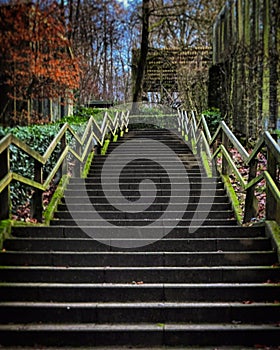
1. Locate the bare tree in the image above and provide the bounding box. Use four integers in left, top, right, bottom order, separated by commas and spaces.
131, 0, 150, 114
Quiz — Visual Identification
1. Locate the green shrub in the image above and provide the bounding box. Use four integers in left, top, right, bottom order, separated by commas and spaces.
71, 106, 109, 124
0, 124, 61, 211
202, 107, 222, 135
0, 107, 114, 216
0, 120, 87, 214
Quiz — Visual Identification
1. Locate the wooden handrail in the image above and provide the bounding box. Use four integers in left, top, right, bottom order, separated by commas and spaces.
0, 111, 129, 221
178, 108, 280, 224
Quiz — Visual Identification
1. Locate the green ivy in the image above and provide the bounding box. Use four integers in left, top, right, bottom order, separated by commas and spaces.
70, 106, 111, 125
202, 107, 223, 135
0, 120, 87, 213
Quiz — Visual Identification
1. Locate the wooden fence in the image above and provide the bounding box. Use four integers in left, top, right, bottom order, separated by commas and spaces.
0, 111, 129, 221
178, 109, 280, 225
1, 108, 279, 226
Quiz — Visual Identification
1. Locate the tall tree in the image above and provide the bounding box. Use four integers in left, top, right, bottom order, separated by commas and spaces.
131, 0, 150, 114
64, 0, 129, 105
0, 1, 80, 125
131, 0, 224, 112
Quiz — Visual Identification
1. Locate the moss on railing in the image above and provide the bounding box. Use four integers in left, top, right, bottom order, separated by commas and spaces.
43, 175, 69, 225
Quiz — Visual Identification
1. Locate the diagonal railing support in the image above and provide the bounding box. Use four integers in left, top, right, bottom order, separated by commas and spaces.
0, 110, 130, 221
177, 108, 280, 225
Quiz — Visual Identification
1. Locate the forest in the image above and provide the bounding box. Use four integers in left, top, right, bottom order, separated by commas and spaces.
0, 0, 224, 125
0, 0, 279, 139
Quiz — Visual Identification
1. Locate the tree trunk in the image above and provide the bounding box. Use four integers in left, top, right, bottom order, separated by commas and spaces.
131, 0, 150, 115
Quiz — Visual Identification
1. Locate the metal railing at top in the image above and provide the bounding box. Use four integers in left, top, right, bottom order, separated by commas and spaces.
177, 109, 280, 225
0, 110, 129, 221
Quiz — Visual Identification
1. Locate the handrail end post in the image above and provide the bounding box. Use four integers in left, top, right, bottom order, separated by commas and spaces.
243, 160, 258, 223
0, 148, 10, 220
30, 189, 44, 222
31, 159, 43, 222
266, 136, 279, 222
0, 187, 10, 221
243, 190, 258, 223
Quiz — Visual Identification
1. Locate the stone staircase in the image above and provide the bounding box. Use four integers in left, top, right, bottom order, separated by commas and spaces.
0, 128, 279, 348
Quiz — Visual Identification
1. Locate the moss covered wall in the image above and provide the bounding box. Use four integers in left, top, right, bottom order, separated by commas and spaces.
211, 0, 280, 140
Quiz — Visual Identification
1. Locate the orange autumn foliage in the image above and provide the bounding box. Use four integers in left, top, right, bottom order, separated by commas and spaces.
0, 1, 80, 102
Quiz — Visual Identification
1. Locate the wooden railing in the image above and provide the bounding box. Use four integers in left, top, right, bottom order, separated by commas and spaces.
178, 109, 280, 225
0, 111, 129, 221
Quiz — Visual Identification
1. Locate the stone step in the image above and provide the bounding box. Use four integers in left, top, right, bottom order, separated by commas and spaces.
105, 145, 193, 150
66, 182, 224, 190
69, 176, 221, 183
108, 136, 191, 140
57, 202, 232, 212
4, 237, 271, 252
10, 226, 266, 238
89, 161, 200, 168
53, 211, 234, 221
63, 195, 229, 204
86, 173, 207, 179
103, 153, 195, 158
87, 169, 202, 175
63, 189, 226, 197
50, 218, 237, 227
108, 136, 186, 140
0, 251, 276, 267
108, 137, 187, 141
0, 283, 279, 302
105, 147, 194, 152
1, 302, 279, 324
0, 347, 265, 350
86, 171, 206, 177
1, 266, 278, 284
92, 155, 198, 162
2, 322, 278, 347
117, 141, 185, 145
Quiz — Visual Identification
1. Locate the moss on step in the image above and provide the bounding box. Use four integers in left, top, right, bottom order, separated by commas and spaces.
265, 221, 280, 261
221, 174, 243, 225
43, 175, 69, 225
82, 151, 94, 178
101, 139, 110, 155
191, 139, 197, 154
12, 220, 46, 227
0, 220, 12, 250
201, 151, 212, 177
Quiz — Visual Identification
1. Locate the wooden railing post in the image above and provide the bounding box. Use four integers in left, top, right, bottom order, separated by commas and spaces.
74, 141, 82, 177
31, 159, 43, 221
222, 132, 230, 175
266, 136, 278, 221
212, 128, 220, 156
59, 131, 68, 176
244, 159, 258, 223
0, 147, 10, 220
